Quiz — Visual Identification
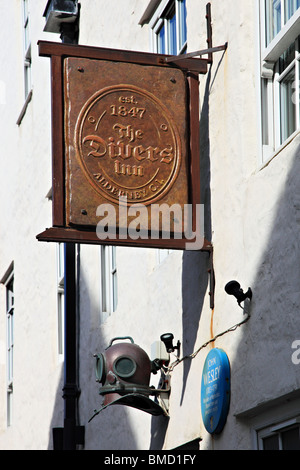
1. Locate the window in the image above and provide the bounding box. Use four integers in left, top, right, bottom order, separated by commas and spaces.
278, 39, 299, 143
260, 1, 300, 160
100, 246, 118, 322
265, 0, 300, 45
56, 243, 65, 357
257, 417, 300, 450
150, 0, 187, 55
1, 264, 14, 426
22, 0, 31, 99
144, 1, 186, 262
6, 273, 14, 427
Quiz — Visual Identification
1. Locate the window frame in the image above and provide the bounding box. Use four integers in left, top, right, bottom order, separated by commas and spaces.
1, 263, 14, 427
257, 416, 300, 449
148, 0, 186, 261
22, 0, 32, 99
6, 272, 14, 427
99, 246, 118, 323
149, 0, 187, 56
263, 0, 300, 53
56, 243, 65, 358
275, 39, 300, 145
247, 395, 300, 450
259, 0, 300, 161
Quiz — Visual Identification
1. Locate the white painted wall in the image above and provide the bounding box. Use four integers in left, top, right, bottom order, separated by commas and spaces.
0, 0, 299, 450
0, 1, 63, 449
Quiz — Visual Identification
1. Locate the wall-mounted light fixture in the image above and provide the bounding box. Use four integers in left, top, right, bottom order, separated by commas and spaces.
160, 333, 180, 357
43, 0, 80, 43
224, 280, 252, 306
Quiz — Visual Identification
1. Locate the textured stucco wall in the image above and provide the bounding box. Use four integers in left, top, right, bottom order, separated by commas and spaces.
0, 0, 63, 450
0, 0, 299, 451
196, 0, 300, 450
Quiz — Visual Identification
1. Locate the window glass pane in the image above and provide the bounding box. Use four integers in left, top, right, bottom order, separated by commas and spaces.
168, 7, 177, 55
280, 67, 296, 142
263, 434, 280, 449
282, 427, 300, 450
112, 246, 116, 271
265, 0, 282, 44
23, 0, 30, 52
179, 0, 187, 50
57, 243, 64, 280
57, 293, 64, 355
279, 42, 295, 73
157, 23, 165, 54
284, 0, 300, 22
6, 272, 14, 426
111, 246, 117, 312
100, 246, 108, 313
112, 273, 118, 311
23, 0, 28, 19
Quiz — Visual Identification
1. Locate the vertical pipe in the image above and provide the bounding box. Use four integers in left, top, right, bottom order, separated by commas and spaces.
60, 5, 81, 450
63, 242, 78, 450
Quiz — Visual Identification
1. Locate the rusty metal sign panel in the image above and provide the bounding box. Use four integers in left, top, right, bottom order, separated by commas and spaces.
64, 58, 188, 233
37, 41, 209, 250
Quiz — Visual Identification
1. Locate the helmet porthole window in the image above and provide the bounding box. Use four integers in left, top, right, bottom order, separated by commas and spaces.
95, 353, 105, 383
113, 356, 137, 378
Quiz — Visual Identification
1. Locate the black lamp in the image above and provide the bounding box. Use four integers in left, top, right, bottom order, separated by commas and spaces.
224, 280, 252, 305
160, 333, 180, 355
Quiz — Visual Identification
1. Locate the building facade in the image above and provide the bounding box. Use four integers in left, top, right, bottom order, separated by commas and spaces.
0, 0, 299, 450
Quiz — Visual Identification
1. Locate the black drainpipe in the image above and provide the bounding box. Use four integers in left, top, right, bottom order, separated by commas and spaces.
61, 5, 83, 451
49, 1, 84, 450
62, 243, 80, 450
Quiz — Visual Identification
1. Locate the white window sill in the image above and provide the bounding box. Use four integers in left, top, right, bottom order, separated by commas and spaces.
262, 10, 300, 62
16, 88, 33, 126
259, 128, 300, 170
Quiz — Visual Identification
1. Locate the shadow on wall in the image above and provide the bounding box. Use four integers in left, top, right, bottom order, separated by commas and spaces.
179, 47, 242, 408
180, 63, 213, 404
179, 47, 300, 446
149, 62, 218, 447
47, 47, 300, 450
47, 145, 300, 449
47, 249, 139, 450
232, 143, 300, 425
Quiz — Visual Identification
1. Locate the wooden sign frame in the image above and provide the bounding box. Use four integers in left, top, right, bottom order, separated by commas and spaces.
36, 40, 211, 251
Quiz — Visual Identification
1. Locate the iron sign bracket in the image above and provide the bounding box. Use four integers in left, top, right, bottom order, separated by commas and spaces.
165, 3, 227, 66
164, 43, 228, 65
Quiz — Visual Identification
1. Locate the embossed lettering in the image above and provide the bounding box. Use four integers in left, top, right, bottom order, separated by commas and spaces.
114, 161, 144, 177
110, 105, 146, 119
119, 96, 138, 104
113, 123, 143, 143
76, 84, 181, 205
160, 146, 173, 164
83, 133, 174, 164
83, 135, 106, 158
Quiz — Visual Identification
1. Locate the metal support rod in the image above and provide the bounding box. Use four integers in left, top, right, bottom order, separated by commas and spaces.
164, 43, 228, 63
165, 2, 228, 65
206, 2, 213, 63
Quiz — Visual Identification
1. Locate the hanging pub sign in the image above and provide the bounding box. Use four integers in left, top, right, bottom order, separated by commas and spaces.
36, 41, 211, 250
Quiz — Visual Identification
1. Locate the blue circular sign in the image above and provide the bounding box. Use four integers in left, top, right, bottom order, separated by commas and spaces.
201, 348, 230, 434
